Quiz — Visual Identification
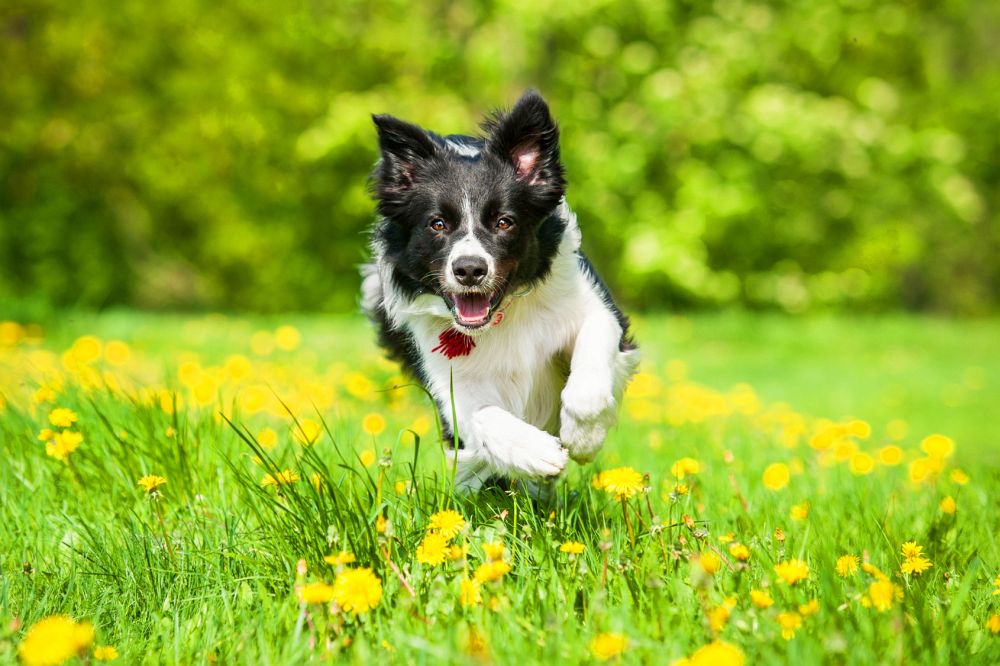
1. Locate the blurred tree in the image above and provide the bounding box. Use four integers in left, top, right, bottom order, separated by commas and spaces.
1, 0, 998, 313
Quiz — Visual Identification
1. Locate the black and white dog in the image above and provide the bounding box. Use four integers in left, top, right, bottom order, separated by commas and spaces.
361, 91, 638, 492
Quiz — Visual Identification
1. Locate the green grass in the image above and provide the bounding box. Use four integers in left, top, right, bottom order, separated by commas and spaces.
2, 311, 999, 664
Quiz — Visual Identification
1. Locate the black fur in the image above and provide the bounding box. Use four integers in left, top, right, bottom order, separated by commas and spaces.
577, 254, 636, 352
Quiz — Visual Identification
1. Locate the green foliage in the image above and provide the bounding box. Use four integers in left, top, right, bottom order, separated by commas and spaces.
1, 0, 999, 312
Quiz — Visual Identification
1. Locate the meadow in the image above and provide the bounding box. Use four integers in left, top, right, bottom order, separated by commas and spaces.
2, 311, 999, 665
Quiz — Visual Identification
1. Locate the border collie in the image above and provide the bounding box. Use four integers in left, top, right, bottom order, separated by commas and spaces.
361, 91, 638, 493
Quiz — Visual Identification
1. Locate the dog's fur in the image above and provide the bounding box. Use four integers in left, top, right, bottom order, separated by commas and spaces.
361, 91, 638, 492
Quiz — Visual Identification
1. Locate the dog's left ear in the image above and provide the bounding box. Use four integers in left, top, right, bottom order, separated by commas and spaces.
484, 90, 565, 198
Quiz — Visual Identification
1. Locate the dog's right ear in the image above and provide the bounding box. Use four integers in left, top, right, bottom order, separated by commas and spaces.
372, 114, 438, 195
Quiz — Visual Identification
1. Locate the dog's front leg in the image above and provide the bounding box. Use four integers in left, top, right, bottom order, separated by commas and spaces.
470, 405, 568, 479
560, 309, 627, 462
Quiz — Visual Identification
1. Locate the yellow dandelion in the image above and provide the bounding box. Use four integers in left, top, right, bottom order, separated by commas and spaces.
416, 532, 450, 566
595, 466, 645, 499
921, 434, 955, 459
460, 578, 482, 607
862, 562, 888, 580
909, 457, 937, 483
774, 559, 809, 585
790, 502, 809, 521
332, 567, 382, 614
776, 611, 802, 640
849, 453, 875, 476
940, 495, 957, 514
257, 427, 278, 450
718, 532, 735, 544
750, 589, 774, 609
48, 407, 78, 428
298, 582, 335, 604
274, 325, 301, 351
344, 372, 374, 399
376, 515, 387, 534
560, 541, 585, 555
708, 605, 730, 632
847, 420, 871, 438
588, 633, 627, 661
868, 579, 902, 612
427, 509, 466, 539
699, 551, 721, 575
473, 560, 512, 584
798, 599, 820, 616
674, 483, 690, 495
950, 468, 970, 485
261, 469, 299, 486
833, 439, 859, 462
323, 551, 356, 566
836, 555, 859, 577
688, 640, 745, 666
137, 475, 167, 493
671, 457, 701, 480
901, 556, 933, 576
762, 463, 790, 490
293, 418, 323, 446
992, 573, 1000, 596
93, 645, 119, 661
878, 445, 904, 466
33, 384, 58, 405
729, 543, 750, 561
447, 544, 467, 561
988, 614, 1000, 634
483, 542, 505, 562
361, 413, 386, 436
17, 615, 95, 666
46, 430, 83, 462
901, 541, 924, 559
359, 449, 376, 467
0, 320, 24, 346
70, 335, 102, 364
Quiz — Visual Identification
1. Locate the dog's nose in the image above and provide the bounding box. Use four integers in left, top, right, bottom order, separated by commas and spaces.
452, 256, 488, 286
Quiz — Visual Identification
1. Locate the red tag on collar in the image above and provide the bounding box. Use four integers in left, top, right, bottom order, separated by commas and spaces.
432, 328, 476, 359
431, 312, 504, 359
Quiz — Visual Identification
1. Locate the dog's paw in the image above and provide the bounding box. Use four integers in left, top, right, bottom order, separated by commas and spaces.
560, 417, 608, 463
473, 405, 568, 479
560, 381, 615, 422
524, 432, 570, 477
560, 382, 616, 463
503, 431, 568, 478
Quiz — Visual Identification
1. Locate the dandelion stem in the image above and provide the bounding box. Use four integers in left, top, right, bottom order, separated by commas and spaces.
645, 493, 670, 568
152, 495, 176, 564
381, 544, 416, 597
621, 497, 635, 545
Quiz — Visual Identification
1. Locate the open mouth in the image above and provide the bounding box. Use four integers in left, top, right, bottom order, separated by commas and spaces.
443, 290, 505, 329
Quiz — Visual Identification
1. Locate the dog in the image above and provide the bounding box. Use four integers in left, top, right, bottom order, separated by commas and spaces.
361, 90, 638, 493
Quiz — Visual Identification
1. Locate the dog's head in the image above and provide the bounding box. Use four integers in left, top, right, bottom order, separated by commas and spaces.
371, 91, 567, 332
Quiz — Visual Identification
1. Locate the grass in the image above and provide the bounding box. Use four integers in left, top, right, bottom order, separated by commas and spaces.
1, 310, 999, 664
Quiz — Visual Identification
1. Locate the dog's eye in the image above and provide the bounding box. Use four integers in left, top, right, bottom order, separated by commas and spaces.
429, 218, 447, 232
496, 217, 514, 231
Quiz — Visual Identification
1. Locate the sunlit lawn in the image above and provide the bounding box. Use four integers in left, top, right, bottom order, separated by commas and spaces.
2, 310, 999, 664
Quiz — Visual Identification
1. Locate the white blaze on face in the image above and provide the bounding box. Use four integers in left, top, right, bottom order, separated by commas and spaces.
445, 191, 495, 292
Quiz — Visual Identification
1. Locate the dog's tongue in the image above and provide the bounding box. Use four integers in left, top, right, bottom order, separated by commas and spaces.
454, 293, 490, 323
